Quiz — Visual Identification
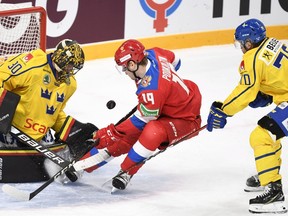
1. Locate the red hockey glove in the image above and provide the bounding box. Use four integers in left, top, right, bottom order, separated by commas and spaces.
94, 124, 124, 149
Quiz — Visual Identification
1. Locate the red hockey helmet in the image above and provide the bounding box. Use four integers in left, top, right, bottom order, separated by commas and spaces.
114, 39, 145, 68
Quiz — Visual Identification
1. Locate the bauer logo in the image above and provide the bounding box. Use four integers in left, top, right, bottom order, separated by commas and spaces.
139, 0, 182, 32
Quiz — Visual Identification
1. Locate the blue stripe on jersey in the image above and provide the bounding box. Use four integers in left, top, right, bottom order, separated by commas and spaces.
127, 147, 146, 163
136, 50, 159, 95
47, 53, 58, 79
174, 59, 181, 71
130, 115, 146, 131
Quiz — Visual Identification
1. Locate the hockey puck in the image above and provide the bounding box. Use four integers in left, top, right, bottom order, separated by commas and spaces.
106, 100, 116, 109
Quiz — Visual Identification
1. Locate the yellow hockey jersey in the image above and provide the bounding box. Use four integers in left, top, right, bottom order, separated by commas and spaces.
0, 49, 77, 141
222, 37, 288, 116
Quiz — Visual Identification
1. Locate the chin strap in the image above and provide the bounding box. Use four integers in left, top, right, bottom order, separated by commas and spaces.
128, 63, 142, 80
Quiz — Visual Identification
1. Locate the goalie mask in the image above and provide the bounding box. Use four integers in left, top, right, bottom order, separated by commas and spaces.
52, 39, 85, 84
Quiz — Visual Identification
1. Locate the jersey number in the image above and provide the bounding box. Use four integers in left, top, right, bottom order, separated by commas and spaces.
273, 45, 288, 69
142, 92, 155, 104
172, 73, 190, 94
8, 61, 22, 74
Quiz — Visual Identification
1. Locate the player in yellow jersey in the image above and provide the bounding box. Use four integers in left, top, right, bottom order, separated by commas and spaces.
207, 18, 288, 214
0, 39, 97, 183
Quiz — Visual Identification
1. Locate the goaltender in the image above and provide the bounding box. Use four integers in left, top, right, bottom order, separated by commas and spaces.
0, 39, 97, 183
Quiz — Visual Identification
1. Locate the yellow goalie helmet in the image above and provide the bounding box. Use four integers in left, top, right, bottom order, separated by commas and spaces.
52, 39, 85, 84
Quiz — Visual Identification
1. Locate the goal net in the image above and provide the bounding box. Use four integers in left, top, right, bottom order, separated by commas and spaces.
0, 4, 46, 64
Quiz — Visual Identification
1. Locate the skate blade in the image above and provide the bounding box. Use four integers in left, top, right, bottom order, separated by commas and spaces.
111, 187, 120, 194
249, 201, 288, 214
244, 185, 265, 192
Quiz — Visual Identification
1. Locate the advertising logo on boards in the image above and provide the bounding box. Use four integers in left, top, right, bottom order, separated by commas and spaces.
139, 0, 182, 32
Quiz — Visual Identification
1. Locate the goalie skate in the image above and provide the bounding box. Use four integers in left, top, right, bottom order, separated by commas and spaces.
245, 175, 264, 192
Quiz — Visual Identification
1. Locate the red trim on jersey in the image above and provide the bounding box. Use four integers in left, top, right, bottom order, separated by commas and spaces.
62, 118, 76, 141
0, 89, 7, 107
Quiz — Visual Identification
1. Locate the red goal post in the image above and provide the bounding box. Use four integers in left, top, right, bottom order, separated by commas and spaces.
0, 5, 46, 64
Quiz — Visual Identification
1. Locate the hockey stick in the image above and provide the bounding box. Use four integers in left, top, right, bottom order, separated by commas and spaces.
8, 105, 138, 169
2, 105, 137, 201
10, 126, 71, 166
112, 124, 207, 180
115, 105, 137, 125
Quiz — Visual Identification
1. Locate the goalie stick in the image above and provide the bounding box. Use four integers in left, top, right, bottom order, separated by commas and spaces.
8, 105, 138, 169
2, 105, 138, 201
10, 126, 71, 166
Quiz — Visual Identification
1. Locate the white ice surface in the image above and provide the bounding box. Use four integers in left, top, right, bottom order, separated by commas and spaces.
1, 43, 288, 216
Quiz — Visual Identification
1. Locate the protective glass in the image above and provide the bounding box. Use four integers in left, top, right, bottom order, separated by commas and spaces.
234, 36, 243, 49
115, 64, 127, 74
115, 60, 135, 73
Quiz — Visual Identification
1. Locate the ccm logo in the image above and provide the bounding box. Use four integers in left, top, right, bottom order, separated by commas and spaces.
24, 118, 48, 134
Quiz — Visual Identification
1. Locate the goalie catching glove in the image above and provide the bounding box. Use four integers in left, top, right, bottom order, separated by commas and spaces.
55, 116, 98, 159
207, 101, 228, 132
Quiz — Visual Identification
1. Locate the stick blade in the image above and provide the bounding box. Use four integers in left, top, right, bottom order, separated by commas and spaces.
101, 179, 116, 193
2, 184, 31, 201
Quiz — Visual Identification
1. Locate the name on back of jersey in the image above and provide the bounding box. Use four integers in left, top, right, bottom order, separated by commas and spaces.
260, 38, 282, 65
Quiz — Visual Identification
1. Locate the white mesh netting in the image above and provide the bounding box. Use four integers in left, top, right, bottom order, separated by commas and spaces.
0, 4, 44, 64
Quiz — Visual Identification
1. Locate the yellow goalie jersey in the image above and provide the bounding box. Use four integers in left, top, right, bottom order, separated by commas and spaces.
222, 37, 288, 116
0, 49, 77, 141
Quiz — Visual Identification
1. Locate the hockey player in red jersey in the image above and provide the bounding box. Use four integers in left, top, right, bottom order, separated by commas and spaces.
76, 39, 202, 190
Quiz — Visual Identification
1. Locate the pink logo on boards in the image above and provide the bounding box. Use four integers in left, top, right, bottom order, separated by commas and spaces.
140, 0, 182, 32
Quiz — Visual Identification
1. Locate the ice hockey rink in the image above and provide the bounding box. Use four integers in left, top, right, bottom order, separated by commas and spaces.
1, 41, 288, 216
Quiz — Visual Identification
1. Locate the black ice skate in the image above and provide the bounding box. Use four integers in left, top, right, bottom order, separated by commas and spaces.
249, 180, 287, 214
112, 170, 133, 191
244, 175, 264, 192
